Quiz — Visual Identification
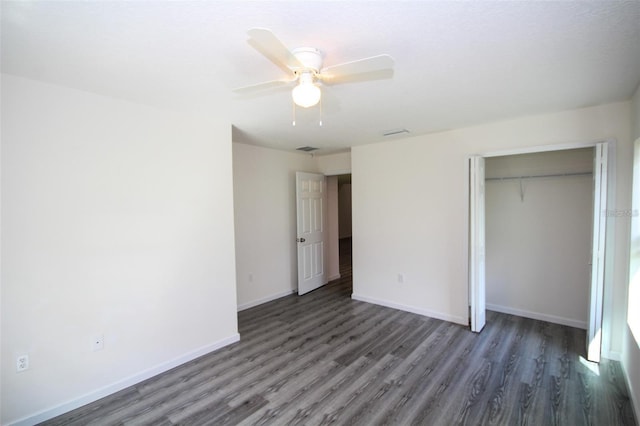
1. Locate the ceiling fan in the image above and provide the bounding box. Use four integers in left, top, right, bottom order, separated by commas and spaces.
234, 28, 395, 109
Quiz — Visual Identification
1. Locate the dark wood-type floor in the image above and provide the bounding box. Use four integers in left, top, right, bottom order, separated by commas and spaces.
44, 239, 636, 425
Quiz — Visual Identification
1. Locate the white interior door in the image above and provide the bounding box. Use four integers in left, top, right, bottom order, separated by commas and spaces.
587, 142, 608, 362
296, 172, 327, 295
469, 156, 486, 332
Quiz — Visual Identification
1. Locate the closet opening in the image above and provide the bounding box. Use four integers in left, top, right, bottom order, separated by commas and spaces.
485, 148, 594, 330
469, 142, 611, 362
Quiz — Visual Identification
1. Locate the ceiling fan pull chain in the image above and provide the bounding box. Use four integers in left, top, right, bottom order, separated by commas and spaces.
292, 101, 296, 126
319, 96, 323, 127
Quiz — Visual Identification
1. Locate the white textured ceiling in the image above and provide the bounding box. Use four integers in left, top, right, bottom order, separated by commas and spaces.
3, 1, 640, 154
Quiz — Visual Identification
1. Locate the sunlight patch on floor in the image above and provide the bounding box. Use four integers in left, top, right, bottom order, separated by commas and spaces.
579, 356, 600, 376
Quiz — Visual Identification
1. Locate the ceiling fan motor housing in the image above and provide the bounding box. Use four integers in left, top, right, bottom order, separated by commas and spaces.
292, 47, 323, 73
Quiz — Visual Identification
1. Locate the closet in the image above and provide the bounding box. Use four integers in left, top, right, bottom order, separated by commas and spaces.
485, 148, 594, 329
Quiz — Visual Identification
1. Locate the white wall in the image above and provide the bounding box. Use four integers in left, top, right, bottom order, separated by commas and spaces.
232, 143, 317, 309
485, 150, 593, 329
624, 82, 640, 419
1, 75, 239, 424
352, 102, 632, 355
316, 151, 351, 175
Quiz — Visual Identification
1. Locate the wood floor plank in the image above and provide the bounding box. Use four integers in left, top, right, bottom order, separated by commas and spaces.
234, 359, 344, 425
413, 314, 516, 425
41, 386, 142, 426
598, 359, 637, 425
562, 326, 588, 425
178, 394, 268, 426
343, 320, 455, 424
389, 316, 442, 359
450, 315, 526, 425
278, 356, 378, 424
373, 323, 477, 425
41, 239, 637, 426
304, 353, 404, 425
480, 315, 534, 425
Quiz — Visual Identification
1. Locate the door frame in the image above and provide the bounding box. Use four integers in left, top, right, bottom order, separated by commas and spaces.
467, 139, 615, 360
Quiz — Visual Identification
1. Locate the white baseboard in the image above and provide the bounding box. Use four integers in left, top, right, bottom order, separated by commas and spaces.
603, 350, 622, 361
10, 334, 240, 426
328, 273, 341, 282
351, 293, 467, 326
486, 303, 587, 330
237, 289, 296, 311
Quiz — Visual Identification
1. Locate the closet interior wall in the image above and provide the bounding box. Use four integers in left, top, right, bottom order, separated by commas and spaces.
485, 148, 594, 329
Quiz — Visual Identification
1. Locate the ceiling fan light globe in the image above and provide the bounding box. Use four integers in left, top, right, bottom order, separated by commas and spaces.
292, 82, 321, 108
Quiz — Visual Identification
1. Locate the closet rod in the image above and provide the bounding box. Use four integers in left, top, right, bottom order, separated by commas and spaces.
485, 171, 592, 181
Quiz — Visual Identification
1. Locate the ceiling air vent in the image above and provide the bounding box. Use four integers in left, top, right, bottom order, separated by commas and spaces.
297, 146, 319, 152
382, 128, 410, 137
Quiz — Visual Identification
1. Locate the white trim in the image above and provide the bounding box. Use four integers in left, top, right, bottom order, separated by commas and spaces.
237, 290, 296, 311
323, 169, 352, 176
328, 273, 341, 282
9, 334, 240, 426
486, 303, 587, 330
481, 139, 610, 158
352, 293, 467, 326
603, 350, 621, 361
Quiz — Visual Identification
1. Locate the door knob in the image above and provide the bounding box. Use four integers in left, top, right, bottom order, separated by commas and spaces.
297, 238, 306, 242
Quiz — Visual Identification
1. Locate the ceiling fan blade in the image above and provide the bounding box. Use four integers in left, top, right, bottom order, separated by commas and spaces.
232, 78, 295, 95
320, 54, 395, 83
318, 69, 394, 85
247, 28, 303, 74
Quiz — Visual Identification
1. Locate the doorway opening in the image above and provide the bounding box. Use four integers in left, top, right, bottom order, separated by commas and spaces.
337, 174, 352, 292
296, 172, 352, 296
322, 173, 352, 294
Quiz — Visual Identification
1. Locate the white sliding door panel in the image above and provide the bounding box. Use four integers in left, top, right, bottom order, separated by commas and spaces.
470, 156, 486, 332
587, 142, 608, 362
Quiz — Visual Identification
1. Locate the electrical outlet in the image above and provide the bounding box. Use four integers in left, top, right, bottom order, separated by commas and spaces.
91, 334, 104, 352
16, 354, 29, 372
